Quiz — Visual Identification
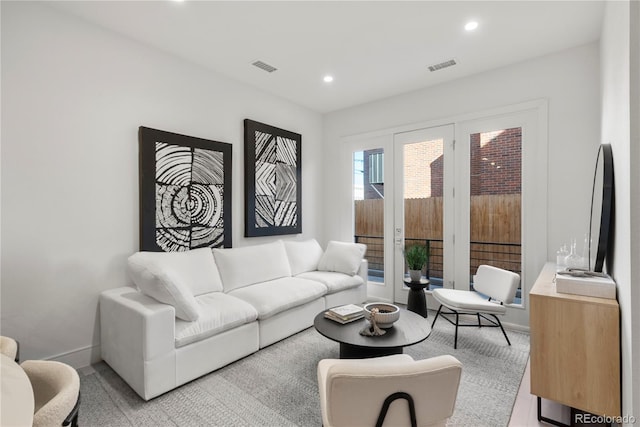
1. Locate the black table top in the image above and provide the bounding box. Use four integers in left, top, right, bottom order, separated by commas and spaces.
403, 278, 430, 290
314, 307, 431, 350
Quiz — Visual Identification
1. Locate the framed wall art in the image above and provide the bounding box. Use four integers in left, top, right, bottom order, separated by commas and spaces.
244, 119, 302, 237
139, 126, 232, 251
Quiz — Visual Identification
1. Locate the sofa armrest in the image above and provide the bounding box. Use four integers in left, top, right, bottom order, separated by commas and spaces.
357, 259, 368, 284
100, 287, 175, 363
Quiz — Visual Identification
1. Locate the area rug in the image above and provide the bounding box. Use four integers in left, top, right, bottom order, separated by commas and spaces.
79, 316, 529, 426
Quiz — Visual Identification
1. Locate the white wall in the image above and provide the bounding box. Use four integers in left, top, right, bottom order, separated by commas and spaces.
323, 43, 601, 324
0, 2, 324, 366
600, 0, 639, 421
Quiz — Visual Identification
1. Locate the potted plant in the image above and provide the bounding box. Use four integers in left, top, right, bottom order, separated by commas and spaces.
405, 244, 428, 282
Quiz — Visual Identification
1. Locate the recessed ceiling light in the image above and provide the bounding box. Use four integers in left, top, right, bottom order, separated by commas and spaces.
323, 75, 334, 83
465, 21, 479, 31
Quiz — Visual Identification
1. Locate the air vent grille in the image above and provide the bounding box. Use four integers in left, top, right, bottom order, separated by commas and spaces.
252, 60, 277, 73
428, 59, 457, 72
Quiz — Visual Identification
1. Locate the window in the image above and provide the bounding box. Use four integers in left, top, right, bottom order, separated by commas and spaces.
369, 152, 384, 184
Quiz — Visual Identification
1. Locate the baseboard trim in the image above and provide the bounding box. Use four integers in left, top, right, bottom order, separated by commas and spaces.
502, 321, 530, 333
48, 344, 102, 369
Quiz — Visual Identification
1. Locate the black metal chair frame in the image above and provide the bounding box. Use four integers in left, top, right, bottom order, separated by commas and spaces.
431, 303, 511, 349
375, 392, 417, 427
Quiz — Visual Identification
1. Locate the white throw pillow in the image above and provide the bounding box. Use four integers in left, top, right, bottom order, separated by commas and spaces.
128, 262, 201, 321
317, 241, 367, 276
283, 239, 324, 275
127, 248, 224, 296
213, 241, 292, 292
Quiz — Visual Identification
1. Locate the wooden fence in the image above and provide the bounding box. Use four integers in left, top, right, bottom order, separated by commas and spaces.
355, 195, 522, 276
355, 195, 521, 243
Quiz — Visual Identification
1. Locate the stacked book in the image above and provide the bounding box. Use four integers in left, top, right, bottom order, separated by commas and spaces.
324, 304, 364, 324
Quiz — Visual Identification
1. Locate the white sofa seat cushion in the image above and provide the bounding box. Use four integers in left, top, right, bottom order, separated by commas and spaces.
284, 239, 324, 275
229, 277, 327, 320
317, 241, 367, 276
296, 271, 363, 293
175, 293, 258, 348
432, 288, 507, 315
213, 241, 292, 292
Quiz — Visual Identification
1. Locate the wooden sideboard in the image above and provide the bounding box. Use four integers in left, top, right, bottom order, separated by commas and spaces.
530, 263, 620, 417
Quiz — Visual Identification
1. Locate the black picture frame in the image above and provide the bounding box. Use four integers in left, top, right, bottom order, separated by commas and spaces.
139, 126, 232, 251
244, 119, 302, 237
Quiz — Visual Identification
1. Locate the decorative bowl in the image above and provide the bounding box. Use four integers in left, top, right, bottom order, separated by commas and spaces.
363, 303, 400, 328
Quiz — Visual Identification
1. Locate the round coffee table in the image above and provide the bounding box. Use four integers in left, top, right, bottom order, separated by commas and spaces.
314, 307, 431, 359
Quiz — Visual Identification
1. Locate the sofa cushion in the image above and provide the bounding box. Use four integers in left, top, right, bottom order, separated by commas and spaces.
296, 271, 364, 293
432, 288, 507, 315
174, 293, 258, 348
317, 241, 367, 276
131, 268, 201, 321
229, 277, 327, 319
128, 248, 224, 296
213, 241, 292, 292
284, 239, 324, 275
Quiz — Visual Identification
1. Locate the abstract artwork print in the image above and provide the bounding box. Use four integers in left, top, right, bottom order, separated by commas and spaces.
139, 127, 232, 251
244, 119, 302, 237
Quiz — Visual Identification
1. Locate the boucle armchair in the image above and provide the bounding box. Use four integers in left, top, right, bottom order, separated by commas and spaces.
317, 354, 462, 427
21, 360, 80, 427
0, 335, 19, 362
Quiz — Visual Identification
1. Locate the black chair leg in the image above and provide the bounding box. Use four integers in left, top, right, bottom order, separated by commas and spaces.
492, 314, 511, 346
454, 312, 459, 349
477, 313, 482, 327
431, 305, 443, 328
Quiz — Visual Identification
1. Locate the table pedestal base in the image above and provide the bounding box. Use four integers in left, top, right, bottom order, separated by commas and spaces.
407, 289, 428, 318
340, 343, 403, 359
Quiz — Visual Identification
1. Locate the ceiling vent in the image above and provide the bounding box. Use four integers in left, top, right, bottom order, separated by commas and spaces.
252, 60, 277, 73
428, 59, 457, 72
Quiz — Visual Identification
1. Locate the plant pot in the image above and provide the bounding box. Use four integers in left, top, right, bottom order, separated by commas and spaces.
409, 269, 422, 282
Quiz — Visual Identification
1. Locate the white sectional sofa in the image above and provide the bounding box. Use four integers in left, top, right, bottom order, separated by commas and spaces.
100, 239, 367, 400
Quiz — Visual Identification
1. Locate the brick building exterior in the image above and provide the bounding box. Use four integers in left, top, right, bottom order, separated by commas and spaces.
470, 127, 522, 195
362, 127, 521, 200
404, 139, 444, 198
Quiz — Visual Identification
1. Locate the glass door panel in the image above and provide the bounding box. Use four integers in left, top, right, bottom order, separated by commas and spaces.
403, 139, 444, 289
353, 149, 384, 283
394, 125, 454, 305
468, 127, 523, 304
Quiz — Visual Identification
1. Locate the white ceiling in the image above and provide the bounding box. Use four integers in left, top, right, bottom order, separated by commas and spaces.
49, 1, 604, 113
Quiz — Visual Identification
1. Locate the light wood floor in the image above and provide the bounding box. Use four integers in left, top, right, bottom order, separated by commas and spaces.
509, 358, 572, 426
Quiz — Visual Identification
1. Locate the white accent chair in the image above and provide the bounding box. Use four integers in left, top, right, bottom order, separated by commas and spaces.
0, 336, 19, 362
21, 360, 81, 427
317, 354, 462, 427
431, 264, 520, 349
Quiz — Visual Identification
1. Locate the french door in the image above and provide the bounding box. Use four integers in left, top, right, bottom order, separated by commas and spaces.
393, 112, 533, 309
393, 125, 454, 305
351, 103, 545, 321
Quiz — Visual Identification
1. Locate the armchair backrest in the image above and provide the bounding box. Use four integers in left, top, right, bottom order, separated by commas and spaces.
21, 360, 80, 427
318, 354, 462, 427
0, 336, 18, 362
473, 264, 520, 304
